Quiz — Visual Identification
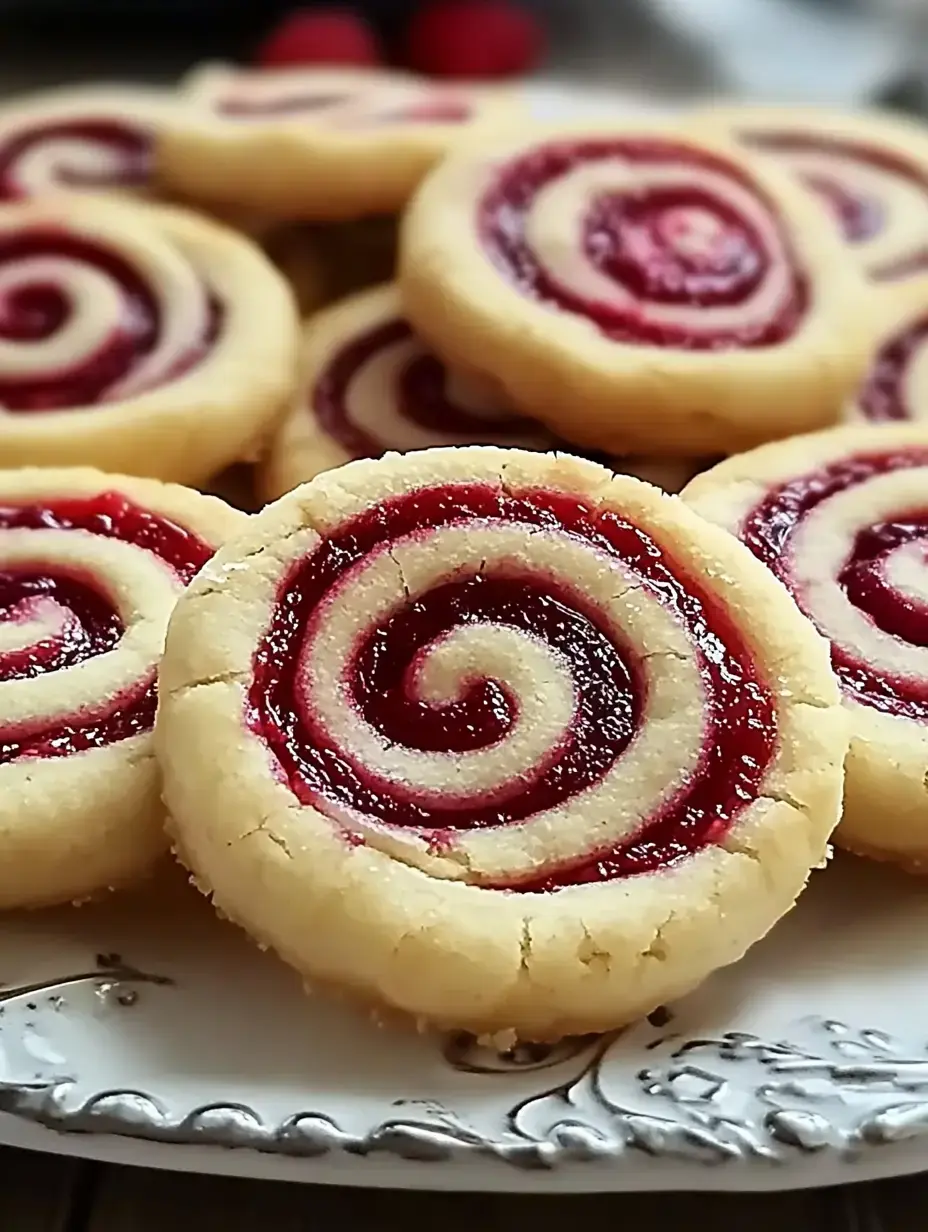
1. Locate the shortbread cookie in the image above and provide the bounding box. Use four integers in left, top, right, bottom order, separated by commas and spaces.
158, 446, 844, 1040
0, 195, 299, 484
258, 284, 708, 500
0, 467, 243, 908
0, 84, 178, 199
400, 124, 872, 457
694, 105, 928, 314
159, 63, 518, 220
684, 424, 928, 871
846, 306, 928, 423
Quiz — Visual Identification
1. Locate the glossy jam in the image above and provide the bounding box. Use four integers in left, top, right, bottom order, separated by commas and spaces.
477, 138, 806, 348
0, 492, 214, 762
742, 449, 928, 719
315, 319, 530, 456
248, 483, 776, 888
857, 317, 928, 422
0, 229, 218, 411
0, 120, 153, 198
744, 132, 928, 281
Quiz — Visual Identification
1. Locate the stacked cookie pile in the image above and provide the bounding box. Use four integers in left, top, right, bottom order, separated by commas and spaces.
3, 68, 928, 1042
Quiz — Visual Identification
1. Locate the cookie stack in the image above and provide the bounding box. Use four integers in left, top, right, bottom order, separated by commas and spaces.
2, 68, 928, 1042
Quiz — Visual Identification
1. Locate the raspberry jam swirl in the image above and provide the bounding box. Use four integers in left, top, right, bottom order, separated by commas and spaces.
315, 313, 554, 456
478, 138, 808, 348
0, 119, 152, 199
0, 490, 212, 764
248, 481, 777, 890
742, 132, 928, 281
0, 223, 217, 412
741, 448, 928, 719
852, 314, 928, 422
211, 73, 472, 127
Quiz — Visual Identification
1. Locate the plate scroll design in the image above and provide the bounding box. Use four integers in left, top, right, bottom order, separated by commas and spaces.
1, 957, 928, 1171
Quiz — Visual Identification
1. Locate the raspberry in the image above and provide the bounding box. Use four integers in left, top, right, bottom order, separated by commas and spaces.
402, 1, 544, 79
256, 8, 383, 70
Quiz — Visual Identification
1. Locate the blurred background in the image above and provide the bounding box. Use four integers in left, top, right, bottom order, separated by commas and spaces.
0, 0, 923, 111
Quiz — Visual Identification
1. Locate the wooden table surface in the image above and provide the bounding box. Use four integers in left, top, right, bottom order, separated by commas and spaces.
2, 1144, 928, 1230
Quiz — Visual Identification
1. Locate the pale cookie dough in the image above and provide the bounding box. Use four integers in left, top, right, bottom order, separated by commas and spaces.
0, 466, 244, 908
159, 63, 520, 221
692, 103, 928, 316
684, 423, 928, 871
399, 122, 873, 457
158, 445, 845, 1040
258, 283, 711, 501
0, 195, 299, 484
0, 84, 180, 199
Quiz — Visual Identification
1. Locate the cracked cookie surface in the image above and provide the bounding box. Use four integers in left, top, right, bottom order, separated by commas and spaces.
157, 446, 845, 1039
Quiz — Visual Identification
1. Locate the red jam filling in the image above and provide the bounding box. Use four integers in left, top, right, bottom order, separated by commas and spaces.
218, 91, 350, 118
315, 319, 533, 456
248, 483, 776, 889
0, 229, 219, 412
856, 316, 928, 422
0, 120, 153, 198
743, 132, 928, 281
742, 449, 928, 719
218, 92, 470, 125
0, 491, 214, 762
477, 138, 806, 348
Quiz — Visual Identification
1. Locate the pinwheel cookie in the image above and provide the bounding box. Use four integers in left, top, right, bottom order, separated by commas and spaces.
158, 446, 845, 1040
684, 424, 928, 871
0, 84, 179, 200
846, 304, 928, 423
693, 105, 928, 315
0, 195, 299, 484
400, 124, 872, 458
0, 466, 243, 909
159, 63, 519, 220
258, 283, 708, 501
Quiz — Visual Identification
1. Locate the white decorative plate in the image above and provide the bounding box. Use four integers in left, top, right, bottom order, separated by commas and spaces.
1, 852, 928, 1193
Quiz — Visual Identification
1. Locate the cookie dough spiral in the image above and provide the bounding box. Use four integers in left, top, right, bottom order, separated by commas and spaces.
159, 447, 844, 1039
158, 63, 518, 220
0, 85, 177, 199
694, 105, 928, 311
684, 424, 928, 870
0, 195, 298, 483
847, 308, 928, 423
260, 283, 712, 500
0, 467, 243, 908
401, 125, 871, 456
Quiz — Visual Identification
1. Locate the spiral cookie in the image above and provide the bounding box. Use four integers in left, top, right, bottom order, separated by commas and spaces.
846, 307, 928, 424
0, 84, 178, 200
0, 195, 299, 484
158, 446, 844, 1039
694, 105, 928, 313
0, 467, 243, 908
158, 63, 518, 220
400, 124, 871, 458
259, 284, 709, 501
684, 423, 928, 871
